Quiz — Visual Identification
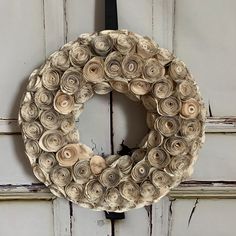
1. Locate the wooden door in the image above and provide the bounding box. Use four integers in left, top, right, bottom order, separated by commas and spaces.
0, 0, 235, 235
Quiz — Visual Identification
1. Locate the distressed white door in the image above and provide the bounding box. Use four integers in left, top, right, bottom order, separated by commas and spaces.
0, 0, 236, 235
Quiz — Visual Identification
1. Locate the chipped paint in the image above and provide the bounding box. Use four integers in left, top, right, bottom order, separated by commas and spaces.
188, 199, 199, 226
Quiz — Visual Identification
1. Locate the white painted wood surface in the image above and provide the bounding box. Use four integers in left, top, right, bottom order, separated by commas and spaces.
0, 0, 235, 235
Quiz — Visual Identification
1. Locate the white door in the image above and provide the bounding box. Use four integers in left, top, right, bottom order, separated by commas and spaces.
0, 0, 235, 235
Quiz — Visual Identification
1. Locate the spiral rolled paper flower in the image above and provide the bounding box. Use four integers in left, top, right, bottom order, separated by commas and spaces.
122, 53, 143, 79
115, 34, 136, 55
74, 83, 94, 104
164, 136, 188, 156
83, 57, 105, 83
34, 88, 54, 110
40, 109, 61, 130
90, 155, 107, 175
104, 51, 123, 78
151, 170, 173, 188
131, 161, 150, 183
72, 160, 92, 184
109, 78, 129, 93
65, 181, 84, 201
69, 43, 91, 67
20, 102, 39, 122
99, 168, 121, 188
140, 181, 159, 201
181, 98, 200, 119
38, 152, 57, 173
50, 165, 72, 187
93, 82, 112, 95
117, 155, 133, 175
180, 119, 201, 140
158, 96, 181, 116
27, 69, 42, 91
147, 130, 163, 147
105, 188, 123, 208
42, 68, 61, 91
119, 180, 140, 202
33, 164, 48, 183
141, 94, 158, 112
22, 121, 43, 140
169, 59, 187, 80
155, 116, 180, 137
91, 34, 113, 56
56, 144, 80, 167
147, 147, 170, 169
156, 48, 174, 66
146, 112, 158, 130
131, 148, 147, 163
54, 91, 74, 115
51, 50, 70, 71
177, 79, 197, 99
143, 58, 165, 82
39, 130, 65, 152
84, 180, 104, 202
137, 37, 158, 58
152, 76, 174, 99
129, 79, 151, 95
60, 116, 75, 134
60, 68, 83, 95
25, 140, 41, 164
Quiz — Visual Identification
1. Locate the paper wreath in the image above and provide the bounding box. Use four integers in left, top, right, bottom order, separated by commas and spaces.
18, 30, 205, 212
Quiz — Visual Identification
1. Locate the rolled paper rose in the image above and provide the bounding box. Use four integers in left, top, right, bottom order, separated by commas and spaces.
105, 154, 120, 166
40, 109, 61, 130
74, 83, 94, 104
72, 160, 92, 184
60, 68, 83, 95
99, 168, 121, 188
20, 102, 39, 122
65, 181, 84, 201
125, 91, 140, 102
141, 94, 158, 112
105, 188, 123, 208
115, 34, 136, 55
156, 48, 174, 66
39, 130, 65, 152
34, 88, 54, 110
165, 136, 188, 156
137, 37, 158, 58
93, 82, 112, 95
66, 129, 80, 143
151, 170, 173, 188
147, 130, 163, 147
84, 180, 104, 202
73, 103, 84, 119
60, 116, 75, 134
129, 78, 151, 95
54, 91, 74, 115
69, 43, 91, 67
109, 77, 129, 93
38, 152, 57, 172
131, 148, 147, 163
177, 79, 197, 99
143, 58, 165, 82
56, 144, 80, 167
166, 155, 193, 176
158, 96, 181, 116
49, 184, 65, 198
152, 76, 174, 99
181, 98, 200, 119
104, 51, 123, 78
50, 165, 72, 187
25, 139, 41, 164
42, 68, 61, 91
27, 69, 42, 91
122, 53, 143, 79
181, 119, 201, 140
51, 50, 70, 71
91, 34, 113, 56
22, 121, 43, 140
140, 181, 159, 201
90, 155, 107, 175
33, 164, 48, 183
155, 116, 180, 137
190, 139, 202, 156
147, 147, 170, 169
117, 155, 133, 175
119, 180, 140, 202
169, 59, 187, 80
83, 57, 105, 83
131, 161, 150, 183
74, 143, 93, 160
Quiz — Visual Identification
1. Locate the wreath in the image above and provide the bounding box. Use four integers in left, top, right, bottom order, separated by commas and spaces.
18, 30, 205, 212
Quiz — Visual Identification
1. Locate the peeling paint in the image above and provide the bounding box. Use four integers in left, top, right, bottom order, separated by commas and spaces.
63, 0, 68, 43
167, 199, 176, 236
188, 199, 199, 227
208, 102, 213, 117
